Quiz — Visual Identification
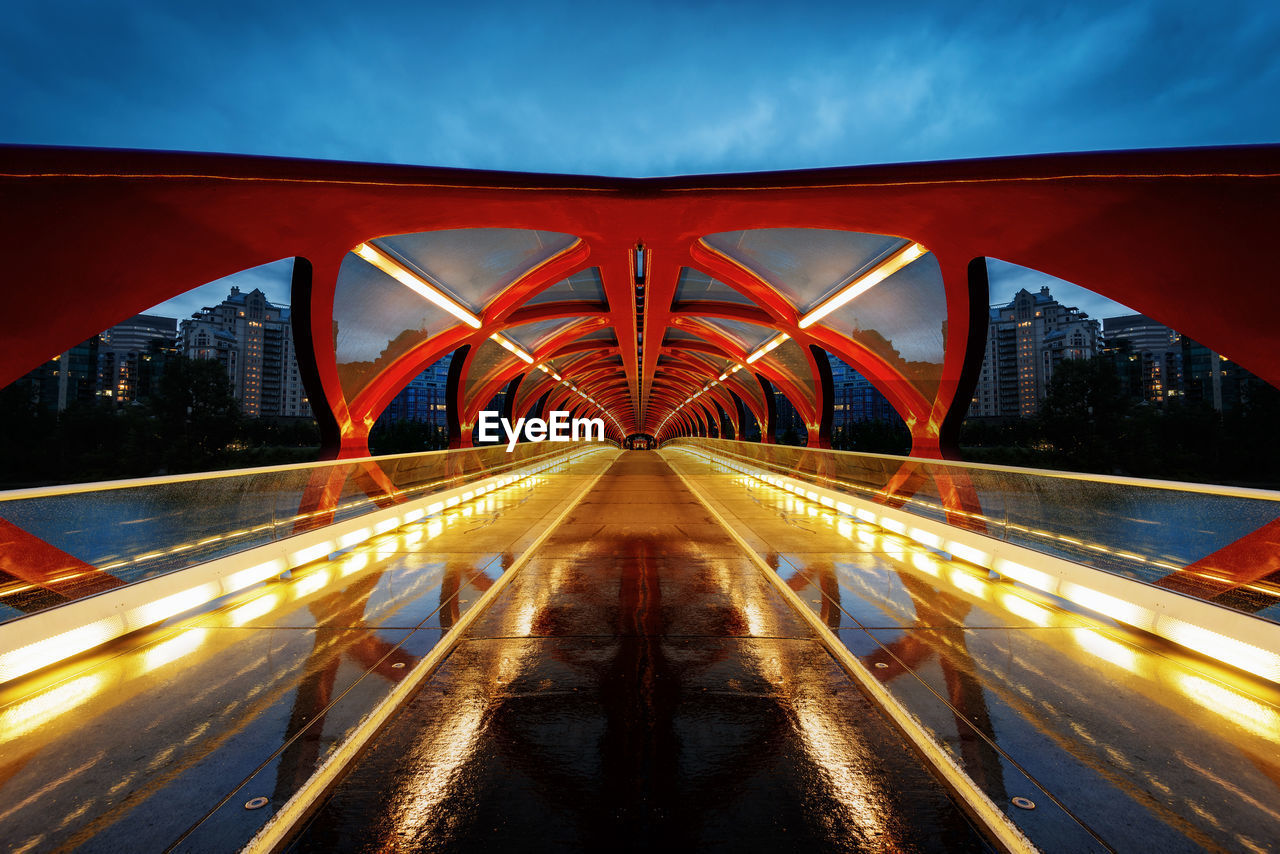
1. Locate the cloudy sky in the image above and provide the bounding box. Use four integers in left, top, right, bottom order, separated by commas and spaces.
4, 0, 1276, 319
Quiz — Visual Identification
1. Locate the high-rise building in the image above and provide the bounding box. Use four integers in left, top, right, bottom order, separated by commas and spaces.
15, 337, 101, 413
99, 314, 177, 404
828, 354, 896, 426
179, 287, 309, 418
771, 386, 805, 444
384, 356, 451, 425
1179, 337, 1264, 413
970, 286, 1101, 418
1101, 314, 1180, 404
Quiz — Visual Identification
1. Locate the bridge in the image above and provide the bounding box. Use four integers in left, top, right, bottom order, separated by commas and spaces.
0, 145, 1278, 852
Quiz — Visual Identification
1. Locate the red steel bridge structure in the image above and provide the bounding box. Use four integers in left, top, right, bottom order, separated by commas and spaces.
1, 144, 1279, 854
3, 144, 1278, 460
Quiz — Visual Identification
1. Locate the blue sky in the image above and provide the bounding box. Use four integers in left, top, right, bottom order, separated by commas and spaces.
4, 0, 1277, 320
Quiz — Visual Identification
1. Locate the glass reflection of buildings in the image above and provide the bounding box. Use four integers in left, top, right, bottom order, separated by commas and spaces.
1101, 314, 1264, 414
772, 351, 897, 446
381, 354, 452, 432
99, 314, 177, 404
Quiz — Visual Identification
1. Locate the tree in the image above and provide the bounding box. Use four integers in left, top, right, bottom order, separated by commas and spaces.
148, 356, 241, 471
1038, 357, 1130, 472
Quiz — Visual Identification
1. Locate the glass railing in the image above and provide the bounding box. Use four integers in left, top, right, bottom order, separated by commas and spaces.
667, 438, 1280, 622
0, 442, 611, 623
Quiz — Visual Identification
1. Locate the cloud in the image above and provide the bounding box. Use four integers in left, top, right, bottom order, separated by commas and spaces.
146, 258, 295, 325
0, 0, 1275, 178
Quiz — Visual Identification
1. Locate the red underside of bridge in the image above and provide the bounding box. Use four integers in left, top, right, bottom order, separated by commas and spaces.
1, 144, 1277, 459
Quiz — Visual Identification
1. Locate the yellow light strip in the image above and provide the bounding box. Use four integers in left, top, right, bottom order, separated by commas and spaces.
672, 443, 1280, 685
745, 333, 790, 364
799, 242, 928, 329
0, 446, 609, 685
354, 242, 482, 329
490, 333, 534, 364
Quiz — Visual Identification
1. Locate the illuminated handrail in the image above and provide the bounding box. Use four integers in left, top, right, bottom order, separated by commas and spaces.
668, 438, 1280, 624
0, 442, 609, 625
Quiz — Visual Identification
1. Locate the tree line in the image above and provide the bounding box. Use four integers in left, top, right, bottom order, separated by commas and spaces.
0, 356, 320, 488
960, 357, 1280, 487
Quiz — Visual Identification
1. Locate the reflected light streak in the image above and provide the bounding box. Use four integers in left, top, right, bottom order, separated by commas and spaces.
1073, 628, 1141, 674
999, 592, 1054, 627
142, 628, 209, 672
0, 674, 105, 741
388, 704, 487, 841
293, 569, 332, 599
911, 552, 941, 577
228, 593, 281, 626
948, 568, 988, 600
1176, 674, 1280, 740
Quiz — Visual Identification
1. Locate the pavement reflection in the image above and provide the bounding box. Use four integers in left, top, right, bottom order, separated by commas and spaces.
0, 460, 606, 853
669, 449, 1280, 853
288, 452, 990, 853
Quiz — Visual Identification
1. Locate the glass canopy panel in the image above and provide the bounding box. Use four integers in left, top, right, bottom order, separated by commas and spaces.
661, 328, 703, 345
563, 350, 616, 375
672, 268, 757, 308
465, 338, 514, 399
703, 229, 912, 314
686, 317, 776, 352
726, 372, 765, 411
758, 337, 815, 399
503, 318, 584, 352
333, 252, 458, 399
371, 229, 576, 314
822, 253, 947, 401
524, 267, 607, 307
578, 327, 619, 344
681, 350, 732, 376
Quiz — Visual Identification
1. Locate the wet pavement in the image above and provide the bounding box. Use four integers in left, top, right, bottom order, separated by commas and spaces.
0, 451, 614, 854
286, 452, 993, 853
665, 448, 1280, 854
8, 447, 1276, 852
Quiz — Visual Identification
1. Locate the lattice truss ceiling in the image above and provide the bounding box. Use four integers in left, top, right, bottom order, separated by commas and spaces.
330, 225, 953, 450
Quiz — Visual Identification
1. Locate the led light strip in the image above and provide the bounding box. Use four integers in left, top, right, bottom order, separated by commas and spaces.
668, 442, 1280, 685
537, 365, 626, 435
653, 363, 745, 438
745, 332, 789, 364
669, 462, 1039, 854
0, 445, 610, 685
354, 242, 540, 365
491, 333, 534, 364
354, 243, 481, 329
798, 242, 928, 329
